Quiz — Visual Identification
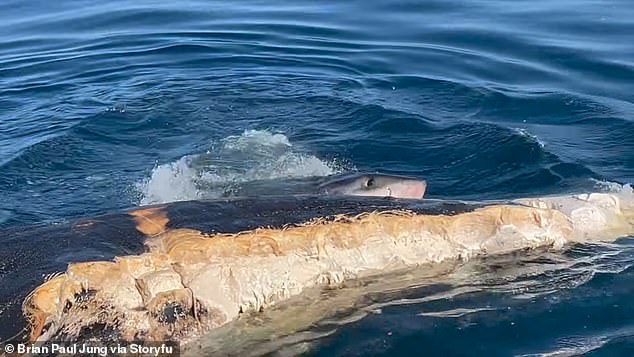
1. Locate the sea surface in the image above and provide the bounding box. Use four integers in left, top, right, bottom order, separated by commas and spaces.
1, 0, 633, 355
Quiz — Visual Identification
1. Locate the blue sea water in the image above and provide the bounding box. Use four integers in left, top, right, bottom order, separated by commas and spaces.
0, 0, 633, 355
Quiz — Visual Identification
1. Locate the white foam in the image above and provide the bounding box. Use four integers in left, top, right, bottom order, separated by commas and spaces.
136, 130, 346, 205
592, 179, 631, 193
518, 325, 634, 357
137, 156, 201, 205
223, 129, 293, 151
513, 127, 546, 148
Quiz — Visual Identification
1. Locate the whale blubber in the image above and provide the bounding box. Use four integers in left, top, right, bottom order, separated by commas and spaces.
129, 207, 170, 235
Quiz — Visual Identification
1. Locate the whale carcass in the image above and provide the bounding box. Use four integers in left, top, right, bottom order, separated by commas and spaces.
9, 187, 634, 349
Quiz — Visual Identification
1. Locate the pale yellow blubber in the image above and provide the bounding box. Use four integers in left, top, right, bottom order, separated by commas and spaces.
23, 187, 634, 346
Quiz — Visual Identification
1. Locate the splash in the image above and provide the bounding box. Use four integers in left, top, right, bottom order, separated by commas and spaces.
137, 130, 346, 205
137, 156, 200, 205
513, 127, 546, 148
592, 179, 632, 193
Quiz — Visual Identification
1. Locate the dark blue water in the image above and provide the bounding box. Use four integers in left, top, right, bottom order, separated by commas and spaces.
1, 0, 633, 355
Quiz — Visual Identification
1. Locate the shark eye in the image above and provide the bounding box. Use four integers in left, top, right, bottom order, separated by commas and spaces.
365, 178, 375, 187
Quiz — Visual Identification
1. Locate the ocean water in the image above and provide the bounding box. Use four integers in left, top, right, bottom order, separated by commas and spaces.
0, 0, 633, 355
